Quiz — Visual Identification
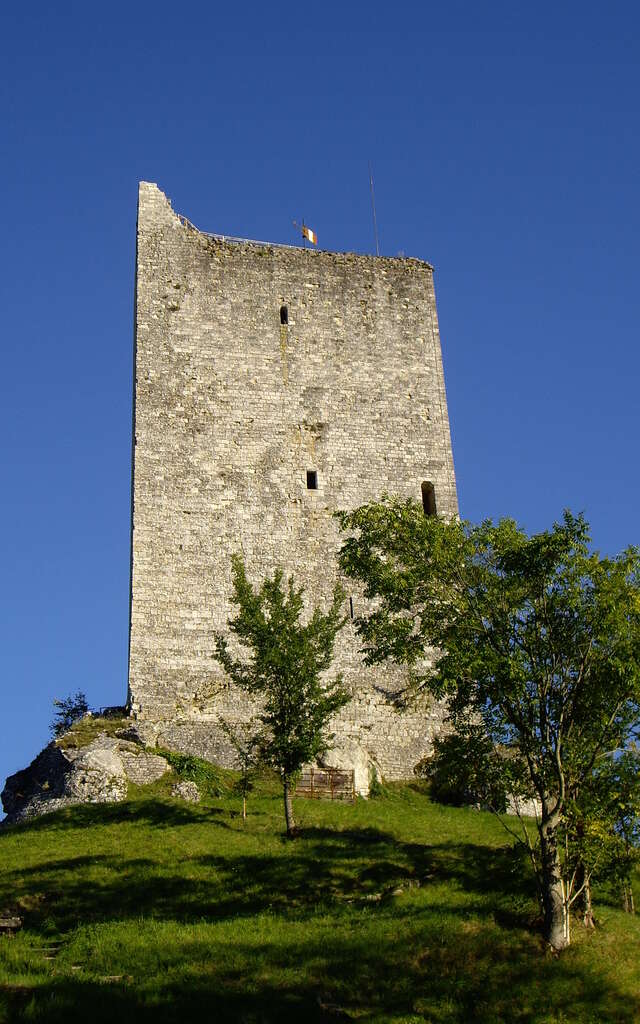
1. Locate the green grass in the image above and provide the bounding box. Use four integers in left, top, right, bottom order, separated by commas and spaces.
54, 715, 130, 750
0, 779, 638, 1023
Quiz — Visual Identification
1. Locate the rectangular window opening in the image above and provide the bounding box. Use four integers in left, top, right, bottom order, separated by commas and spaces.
421, 481, 437, 517
306, 469, 318, 490
349, 596, 354, 619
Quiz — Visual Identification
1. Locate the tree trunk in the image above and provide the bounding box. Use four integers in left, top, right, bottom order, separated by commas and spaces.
283, 778, 296, 838
622, 883, 635, 915
242, 793, 247, 821
582, 874, 594, 929
540, 819, 569, 949
576, 861, 594, 929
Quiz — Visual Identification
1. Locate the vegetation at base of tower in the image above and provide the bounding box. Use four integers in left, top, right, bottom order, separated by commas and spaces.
1, 779, 639, 1023
154, 749, 226, 797
418, 731, 512, 811
49, 691, 90, 738
423, 733, 640, 927
214, 555, 351, 837
337, 501, 640, 951
368, 763, 387, 798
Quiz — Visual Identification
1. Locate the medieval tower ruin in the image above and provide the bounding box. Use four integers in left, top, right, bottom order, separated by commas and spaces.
128, 182, 458, 791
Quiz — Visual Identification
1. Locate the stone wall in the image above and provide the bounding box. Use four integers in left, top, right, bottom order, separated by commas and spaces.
128, 182, 459, 785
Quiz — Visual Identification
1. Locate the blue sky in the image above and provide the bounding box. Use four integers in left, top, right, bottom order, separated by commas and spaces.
2, 1, 639, 789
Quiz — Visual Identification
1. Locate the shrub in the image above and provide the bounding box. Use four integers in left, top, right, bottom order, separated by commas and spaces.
419, 733, 509, 812
50, 691, 90, 738
155, 749, 225, 796
368, 764, 386, 798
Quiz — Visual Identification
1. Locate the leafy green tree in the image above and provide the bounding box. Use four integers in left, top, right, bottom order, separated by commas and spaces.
337, 501, 640, 949
609, 748, 640, 913
214, 556, 351, 837
566, 749, 640, 921
423, 718, 640, 934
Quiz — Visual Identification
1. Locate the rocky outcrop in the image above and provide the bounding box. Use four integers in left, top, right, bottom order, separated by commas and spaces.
1, 733, 170, 825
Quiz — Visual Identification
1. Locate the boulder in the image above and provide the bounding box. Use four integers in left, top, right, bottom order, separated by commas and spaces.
318, 739, 382, 796
1, 732, 170, 825
171, 780, 200, 803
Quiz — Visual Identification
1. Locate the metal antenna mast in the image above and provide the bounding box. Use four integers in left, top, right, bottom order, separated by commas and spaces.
369, 162, 380, 256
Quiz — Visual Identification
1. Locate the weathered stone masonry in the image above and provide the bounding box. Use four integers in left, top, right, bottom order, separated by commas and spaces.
128, 182, 459, 791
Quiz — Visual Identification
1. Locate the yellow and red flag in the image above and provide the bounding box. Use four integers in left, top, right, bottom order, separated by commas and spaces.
302, 224, 317, 245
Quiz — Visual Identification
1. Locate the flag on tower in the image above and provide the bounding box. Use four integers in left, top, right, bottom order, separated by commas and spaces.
302, 224, 317, 245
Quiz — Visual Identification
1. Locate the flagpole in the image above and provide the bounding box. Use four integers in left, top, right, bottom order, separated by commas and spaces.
369, 162, 380, 257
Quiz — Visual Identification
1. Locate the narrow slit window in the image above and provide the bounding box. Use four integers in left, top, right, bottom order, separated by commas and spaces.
421, 481, 437, 517
349, 597, 354, 619
280, 305, 288, 325
306, 470, 318, 490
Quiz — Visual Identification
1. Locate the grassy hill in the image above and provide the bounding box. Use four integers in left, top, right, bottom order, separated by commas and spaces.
1, 774, 639, 1023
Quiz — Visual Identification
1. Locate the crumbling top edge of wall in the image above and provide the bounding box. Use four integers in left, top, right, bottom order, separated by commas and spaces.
137, 180, 435, 272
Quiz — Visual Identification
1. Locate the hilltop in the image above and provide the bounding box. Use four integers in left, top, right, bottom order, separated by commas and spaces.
1, 773, 638, 1023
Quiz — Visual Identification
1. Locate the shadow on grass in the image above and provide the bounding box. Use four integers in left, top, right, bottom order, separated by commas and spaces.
1, 803, 638, 1022
1, 921, 637, 1024
2, 797, 228, 833
1, 813, 533, 932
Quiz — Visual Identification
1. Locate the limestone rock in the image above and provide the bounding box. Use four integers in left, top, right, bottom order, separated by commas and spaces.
318, 739, 382, 797
117, 720, 160, 748
171, 780, 200, 803
1, 730, 170, 825
506, 794, 542, 818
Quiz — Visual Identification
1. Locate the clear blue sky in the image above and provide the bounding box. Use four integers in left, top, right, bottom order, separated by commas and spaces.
2, 1, 639, 790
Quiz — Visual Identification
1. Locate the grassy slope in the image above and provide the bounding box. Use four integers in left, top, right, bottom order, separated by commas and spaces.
0, 778, 638, 1024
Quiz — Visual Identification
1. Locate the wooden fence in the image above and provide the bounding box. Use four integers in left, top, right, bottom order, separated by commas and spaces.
295, 766, 355, 802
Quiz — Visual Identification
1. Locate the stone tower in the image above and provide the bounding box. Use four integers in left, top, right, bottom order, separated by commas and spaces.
128, 182, 458, 791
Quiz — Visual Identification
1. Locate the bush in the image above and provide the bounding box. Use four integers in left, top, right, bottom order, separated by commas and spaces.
368, 764, 386, 798
50, 691, 90, 738
419, 733, 509, 811
155, 749, 225, 796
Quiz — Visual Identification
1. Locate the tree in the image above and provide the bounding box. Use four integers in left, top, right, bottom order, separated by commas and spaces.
569, 748, 640, 919
337, 501, 640, 949
609, 748, 640, 913
218, 717, 262, 821
50, 691, 89, 738
214, 556, 351, 837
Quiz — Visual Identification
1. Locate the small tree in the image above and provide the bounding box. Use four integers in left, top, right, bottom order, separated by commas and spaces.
50, 691, 90, 738
570, 749, 640, 919
337, 501, 640, 949
214, 556, 351, 837
611, 748, 640, 913
218, 717, 262, 821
